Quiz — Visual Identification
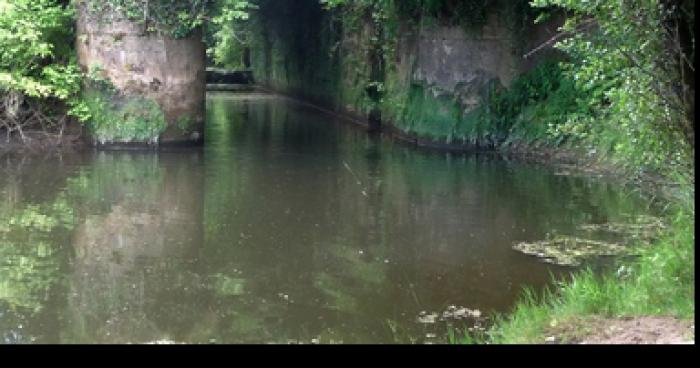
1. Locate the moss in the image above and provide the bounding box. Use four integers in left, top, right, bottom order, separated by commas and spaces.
384, 60, 584, 148
395, 84, 462, 141
82, 89, 167, 144
175, 116, 192, 133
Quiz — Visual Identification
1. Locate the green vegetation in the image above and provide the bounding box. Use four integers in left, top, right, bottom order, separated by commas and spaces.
0, 0, 695, 344
479, 61, 584, 147
176, 116, 193, 133
0, 0, 79, 100
485, 209, 694, 343
215, 0, 693, 176
1, 0, 233, 145
268, 0, 693, 344
83, 0, 212, 38
381, 60, 582, 147
471, 0, 694, 344
207, 0, 257, 68
217, 0, 564, 147
0, 0, 84, 140
530, 0, 695, 177
82, 89, 166, 144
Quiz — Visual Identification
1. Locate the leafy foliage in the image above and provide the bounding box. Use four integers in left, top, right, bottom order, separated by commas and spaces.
476, 60, 587, 146
531, 0, 695, 176
0, 0, 85, 141
207, 0, 257, 68
0, 0, 80, 99
83, 0, 213, 38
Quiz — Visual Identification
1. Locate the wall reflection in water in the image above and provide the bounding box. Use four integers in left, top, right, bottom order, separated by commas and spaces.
0, 94, 656, 344
63, 152, 206, 343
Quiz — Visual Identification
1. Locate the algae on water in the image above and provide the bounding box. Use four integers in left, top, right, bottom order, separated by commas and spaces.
577, 215, 666, 242
513, 236, 632, 267
513, 216, 665, 266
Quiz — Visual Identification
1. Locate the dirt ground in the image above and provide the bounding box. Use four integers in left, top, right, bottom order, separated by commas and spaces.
545, 316, 694, 344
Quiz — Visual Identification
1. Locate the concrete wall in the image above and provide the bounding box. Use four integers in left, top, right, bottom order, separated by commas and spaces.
76, 5, 206, 145
406, 11, 564, 111
248, 1, 563, 146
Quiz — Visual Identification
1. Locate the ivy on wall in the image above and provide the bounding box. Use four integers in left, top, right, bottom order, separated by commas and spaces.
82, 0, 212, 38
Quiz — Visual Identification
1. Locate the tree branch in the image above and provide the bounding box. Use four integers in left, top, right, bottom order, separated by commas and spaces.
523, 18, 597, 59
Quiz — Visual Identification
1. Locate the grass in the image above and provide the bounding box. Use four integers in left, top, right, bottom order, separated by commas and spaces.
474, 204, 694, 344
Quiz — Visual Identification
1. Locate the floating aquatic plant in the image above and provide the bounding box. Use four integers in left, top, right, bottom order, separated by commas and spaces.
513, 236, 632, 267
577, 215, 666, 242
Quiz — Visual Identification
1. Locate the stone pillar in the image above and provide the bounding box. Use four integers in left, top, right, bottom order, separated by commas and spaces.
75, 5, 205, 146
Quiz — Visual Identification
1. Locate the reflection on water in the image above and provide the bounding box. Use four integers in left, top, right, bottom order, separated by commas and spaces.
64, 153, 205, 343
0, 93, 656, 343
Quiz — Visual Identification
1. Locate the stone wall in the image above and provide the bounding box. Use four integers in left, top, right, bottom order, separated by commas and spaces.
404, 10, 564, 111
248, 1, 564, 146
382, 9, 564, 144
76, 5, 206, 146
411, 19, 518, 110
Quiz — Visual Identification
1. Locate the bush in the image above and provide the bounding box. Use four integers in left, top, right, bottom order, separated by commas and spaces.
0, 0, 84, 141
532, 0, 695, 177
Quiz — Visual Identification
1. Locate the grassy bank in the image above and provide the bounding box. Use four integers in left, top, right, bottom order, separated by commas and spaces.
470, 201, 694, 344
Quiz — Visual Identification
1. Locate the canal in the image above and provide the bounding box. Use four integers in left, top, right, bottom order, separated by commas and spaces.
0, 92, 656, 343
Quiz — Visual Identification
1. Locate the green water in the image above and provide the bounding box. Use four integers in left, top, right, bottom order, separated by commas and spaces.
0, 93, 656, 344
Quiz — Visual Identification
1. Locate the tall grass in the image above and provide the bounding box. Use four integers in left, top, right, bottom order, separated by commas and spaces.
483, 205, 694, 344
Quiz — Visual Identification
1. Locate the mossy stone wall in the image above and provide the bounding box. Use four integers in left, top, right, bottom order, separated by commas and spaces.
247, 1, 563, 146
76, 4, 206, 146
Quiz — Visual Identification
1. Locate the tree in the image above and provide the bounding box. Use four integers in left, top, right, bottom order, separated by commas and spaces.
532, 0, 695, 174
0, 0, 83, 143
207, 0, 257, 69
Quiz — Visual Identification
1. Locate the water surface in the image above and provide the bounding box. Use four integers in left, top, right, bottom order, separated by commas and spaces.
0, 93, 655, 343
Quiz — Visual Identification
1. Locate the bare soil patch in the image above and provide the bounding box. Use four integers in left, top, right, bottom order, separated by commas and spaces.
545, 316, 694, 344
